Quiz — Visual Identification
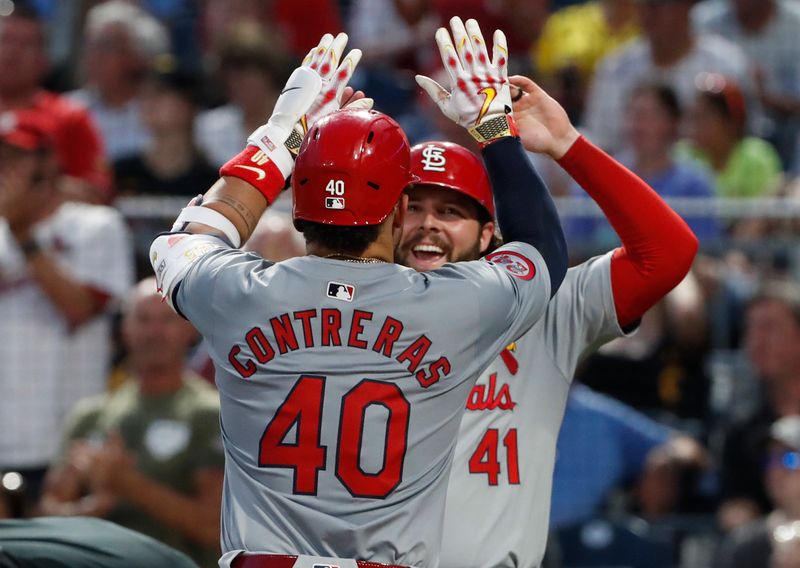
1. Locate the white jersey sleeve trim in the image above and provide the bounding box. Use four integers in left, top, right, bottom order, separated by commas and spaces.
172, 206, 242, 248
150, 233, 228, 311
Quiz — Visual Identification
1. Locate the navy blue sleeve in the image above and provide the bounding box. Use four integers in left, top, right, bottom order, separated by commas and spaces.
482, 137, 568, 297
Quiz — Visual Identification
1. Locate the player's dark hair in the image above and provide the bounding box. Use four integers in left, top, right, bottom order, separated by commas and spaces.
630, 82, 682, 121
748, 280, 800, 327
294, 220, 382, 256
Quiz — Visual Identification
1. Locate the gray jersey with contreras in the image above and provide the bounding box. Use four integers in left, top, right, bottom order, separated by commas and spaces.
439, 253, 629, 568
174, 241, 551, 567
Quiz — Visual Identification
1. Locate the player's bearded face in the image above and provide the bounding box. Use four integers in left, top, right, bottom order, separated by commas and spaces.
396, 186, 484, 272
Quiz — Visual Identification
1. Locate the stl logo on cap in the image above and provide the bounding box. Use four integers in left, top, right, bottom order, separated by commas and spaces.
421, 145, 447, 172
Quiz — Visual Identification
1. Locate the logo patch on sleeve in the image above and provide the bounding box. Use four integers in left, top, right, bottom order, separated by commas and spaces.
485, 251, 536, 280
327, 281, 355, 302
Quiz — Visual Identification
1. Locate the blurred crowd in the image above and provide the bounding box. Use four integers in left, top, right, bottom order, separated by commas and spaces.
2, 0, 800, 566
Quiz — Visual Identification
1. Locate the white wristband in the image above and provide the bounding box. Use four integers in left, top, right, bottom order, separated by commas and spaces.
247, 123, 294, 179
173, 206, 242, 248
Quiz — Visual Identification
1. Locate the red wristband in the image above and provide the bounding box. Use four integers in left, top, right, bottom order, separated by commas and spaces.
219, 146, 287, 204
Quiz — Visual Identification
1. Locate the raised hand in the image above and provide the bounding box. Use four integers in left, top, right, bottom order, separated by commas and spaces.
298, 33, 370, 132
416, 17, 515, 146
508, 75, 580, 160
245, 32, 366, 175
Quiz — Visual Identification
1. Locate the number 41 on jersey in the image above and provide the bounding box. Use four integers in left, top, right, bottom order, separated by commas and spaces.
468, 428, 520, 486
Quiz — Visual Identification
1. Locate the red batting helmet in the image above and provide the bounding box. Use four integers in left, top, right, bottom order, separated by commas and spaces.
292, 109, 416, 226
410, 141, 495, 218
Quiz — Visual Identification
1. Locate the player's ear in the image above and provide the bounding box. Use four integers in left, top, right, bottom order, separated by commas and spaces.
479, 220, 495, 253
393, 193, 409, 230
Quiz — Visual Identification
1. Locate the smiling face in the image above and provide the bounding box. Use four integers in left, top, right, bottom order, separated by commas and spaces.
396, 185, 495, 272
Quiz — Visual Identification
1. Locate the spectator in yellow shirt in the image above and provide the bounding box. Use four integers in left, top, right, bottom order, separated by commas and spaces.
533, 0, 640, 120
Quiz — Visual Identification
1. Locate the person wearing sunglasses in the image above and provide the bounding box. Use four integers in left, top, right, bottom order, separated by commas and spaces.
716, 415, 800, 568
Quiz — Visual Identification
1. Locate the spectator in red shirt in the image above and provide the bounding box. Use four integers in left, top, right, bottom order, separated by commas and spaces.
0, 5, 111, 202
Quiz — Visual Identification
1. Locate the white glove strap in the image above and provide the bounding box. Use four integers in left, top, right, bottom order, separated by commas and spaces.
173, 206, 242, 248
247, 123, 295, 179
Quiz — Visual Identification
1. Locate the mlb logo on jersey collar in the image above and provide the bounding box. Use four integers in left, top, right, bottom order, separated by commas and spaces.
327, 281, 355, 302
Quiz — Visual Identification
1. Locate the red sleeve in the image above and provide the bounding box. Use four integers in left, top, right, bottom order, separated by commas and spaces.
557, 136, 698, 327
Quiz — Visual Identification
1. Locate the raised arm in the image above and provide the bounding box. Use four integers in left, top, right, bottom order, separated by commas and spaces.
150, 33, 368, 309
508, 75, 699, 327
179, 33, 368, 244
416, 17, 568, 296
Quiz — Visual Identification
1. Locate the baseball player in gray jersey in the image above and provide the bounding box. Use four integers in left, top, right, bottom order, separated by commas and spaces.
149, 25, 567, 568
404, 29, 700, 567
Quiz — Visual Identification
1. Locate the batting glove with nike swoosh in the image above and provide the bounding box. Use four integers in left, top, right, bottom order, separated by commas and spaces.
284, 32, 371, 155
416, 17, 516, 146
220, 33, 367, 202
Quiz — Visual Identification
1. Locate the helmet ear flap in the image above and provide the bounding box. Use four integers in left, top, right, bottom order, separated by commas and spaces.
410, 141, 495, 219
292, 109, 414, 226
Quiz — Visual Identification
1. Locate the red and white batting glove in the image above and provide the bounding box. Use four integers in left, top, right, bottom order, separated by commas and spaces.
221, 33, 368, 203
290, 32, 371, 152
416, 17, 516, 147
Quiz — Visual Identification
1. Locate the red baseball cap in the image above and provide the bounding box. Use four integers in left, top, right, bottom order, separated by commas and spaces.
410, 141, 495, 219
0, 110, 56, 152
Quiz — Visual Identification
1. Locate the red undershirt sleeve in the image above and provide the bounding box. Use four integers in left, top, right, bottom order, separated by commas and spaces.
557, 136, 698, 328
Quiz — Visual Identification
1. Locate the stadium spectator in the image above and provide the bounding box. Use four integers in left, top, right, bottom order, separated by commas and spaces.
348, 0, 435, 70
200, 0, 341, 59
692, 0, 800, 172
716, 416, 800, 568
719, 282, 800, 531
195, 22, 290, 167
0, 5, 111, 201
583, 0, 750, 154
430, 0, 548, 73
0, 108, 133, 509
138, 0, 202, 73
68, 0, 170, 162
114, 64, 217, 276
40, 277, 224, 567
677, 73, 783, 199
551, 384, 708, 529
533, 0, 640, 122
568, 82, 719, 246
576, 270, 711, 420
347, 0, 436, 119
114, 65, 217, 197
